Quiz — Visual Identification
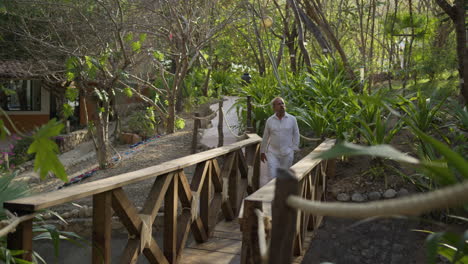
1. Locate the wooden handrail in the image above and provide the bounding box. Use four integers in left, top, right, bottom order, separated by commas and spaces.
4, 134, 261, 213
242, 138, 335, 204
240, 139, 336, 264
6, 133, 263, 263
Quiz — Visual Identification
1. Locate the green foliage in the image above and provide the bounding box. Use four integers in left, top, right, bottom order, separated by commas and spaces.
123, 87, 133, 98
0, 170, 28, 219
126, 108, 157, 138
452, 104, 468, 131
211, 70, 238, 95
175, 118, 185, 130
65, 87, 79, 102
397, 89, 446, 132
424, 229, 468, 264
27, 119, 67, 181
354, 107, 403, 145
62, 103, 74, 119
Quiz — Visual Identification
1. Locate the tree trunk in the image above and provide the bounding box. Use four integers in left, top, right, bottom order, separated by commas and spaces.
454, 0, 467, 105
94, 102, 110, 169
435, 0, 467, 105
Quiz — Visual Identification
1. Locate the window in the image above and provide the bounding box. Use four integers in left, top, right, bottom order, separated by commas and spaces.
0, 80, 41, 111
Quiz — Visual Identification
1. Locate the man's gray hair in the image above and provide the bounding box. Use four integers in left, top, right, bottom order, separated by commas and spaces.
271, 97, 285, 108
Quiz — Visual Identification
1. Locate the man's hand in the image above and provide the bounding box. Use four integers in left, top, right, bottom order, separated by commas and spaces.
261, 153, 267, 163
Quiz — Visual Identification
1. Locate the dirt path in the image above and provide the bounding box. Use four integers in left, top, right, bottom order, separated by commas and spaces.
300, 156, 451, 264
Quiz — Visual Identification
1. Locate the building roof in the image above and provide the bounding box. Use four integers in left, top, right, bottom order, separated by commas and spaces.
0, 60, 53, 79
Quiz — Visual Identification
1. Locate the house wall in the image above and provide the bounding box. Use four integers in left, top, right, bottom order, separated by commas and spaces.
1, 87, 50, 133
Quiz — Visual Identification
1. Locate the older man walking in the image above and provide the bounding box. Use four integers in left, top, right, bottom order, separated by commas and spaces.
260, 97, 300, 182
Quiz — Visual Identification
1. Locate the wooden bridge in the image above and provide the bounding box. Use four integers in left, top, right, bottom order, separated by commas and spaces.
4, 134, 336, 264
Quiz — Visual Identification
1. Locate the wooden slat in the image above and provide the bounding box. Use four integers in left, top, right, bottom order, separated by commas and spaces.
237, 150, 248, 179
143, 239, 169, 264
208, 193, 223, 232
191, 217, 208, 243
228, 155, 240, 214
222, 199, 235, 221
119, 239, 140, 264
220, 152, 236, 179
211, 159, 223, 193
179, 248, 241, 264
164, 174, 179, 263
112, 188, 141, 235
92, 191, 112, 264
4, 134, 262, 212
190, 161, 210, 194
251, 144, 261, 192
176, 210, 193, 258
178, 171, 193, 207
200, 161, 212, 234
141, 173, 173, 221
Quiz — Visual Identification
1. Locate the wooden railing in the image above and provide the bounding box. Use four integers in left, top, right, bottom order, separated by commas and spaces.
240, 139, 336, 264
4, 134, 262, 263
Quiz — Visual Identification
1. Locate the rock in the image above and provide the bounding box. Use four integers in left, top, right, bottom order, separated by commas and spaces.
79, 207, 87, 218
71, 209, 80, 218
362, 249, 373, 257
85, 207, 93, 217
351, 193, 366, 202
337, 193, 350, 202
62, 212, 71, 218
120, 133, 142, 145
397, 188, 409, 197
368, 191, 381, 200
383, 189, 397, 199
42, 212, 52, 220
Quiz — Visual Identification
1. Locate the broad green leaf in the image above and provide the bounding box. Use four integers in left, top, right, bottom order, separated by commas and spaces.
65, 87, 79, 101
131, 41, 141, 52
316, 142, 420, 164
411, 126, 468, 179
27, 119, 67, 181
123, 87, 133, 97
66, 72, 75, 81
62, 104, 74, 119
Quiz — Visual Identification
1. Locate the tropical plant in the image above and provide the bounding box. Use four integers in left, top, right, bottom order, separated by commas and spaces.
0, 170, 87, 263
317, 116, 467, 263
125, 108, 158, 139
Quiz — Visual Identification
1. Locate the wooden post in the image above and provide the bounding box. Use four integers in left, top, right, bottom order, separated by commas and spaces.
191, 112, 200, 154
200, 162, 212, 235
246, 96, 254, 132
218, 99, 224, 147
164, 174, 178, 263
92, 191, 112, 264
228, 155, 240, 214
240, 200, 263, 264
7, 215, 33, 261
268, 168, 299, 264
326, 159, 336, 179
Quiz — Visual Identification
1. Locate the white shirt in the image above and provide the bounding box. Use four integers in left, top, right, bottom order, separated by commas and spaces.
260, 112, 300, 156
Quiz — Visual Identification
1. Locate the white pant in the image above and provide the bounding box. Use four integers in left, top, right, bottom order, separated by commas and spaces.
266, 152, 294, 182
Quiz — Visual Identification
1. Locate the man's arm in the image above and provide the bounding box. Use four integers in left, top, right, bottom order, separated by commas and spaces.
292, 117, 300, 151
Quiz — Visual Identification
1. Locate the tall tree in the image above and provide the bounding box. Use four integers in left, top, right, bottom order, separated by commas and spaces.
435, 0, 467, 104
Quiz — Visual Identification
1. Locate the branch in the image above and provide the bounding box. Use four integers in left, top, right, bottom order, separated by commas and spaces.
434, 0, 456, 21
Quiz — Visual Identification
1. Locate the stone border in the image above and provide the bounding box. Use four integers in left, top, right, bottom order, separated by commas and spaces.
336, 188, 410, 202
